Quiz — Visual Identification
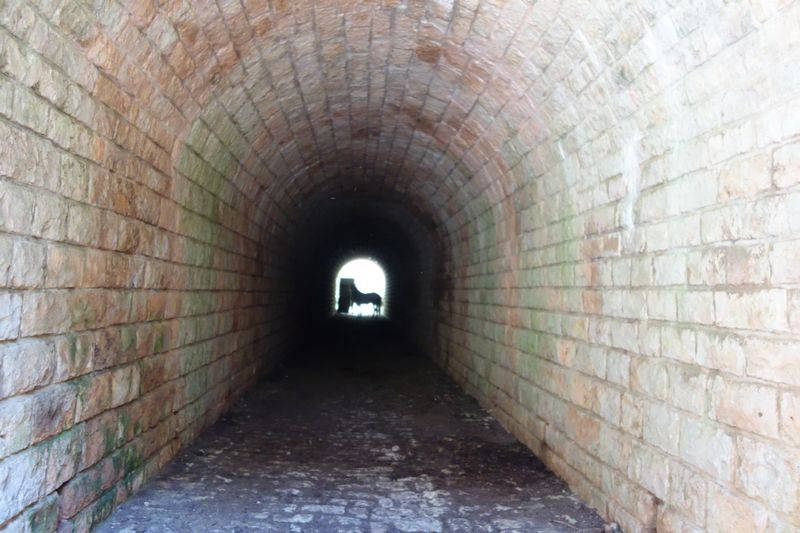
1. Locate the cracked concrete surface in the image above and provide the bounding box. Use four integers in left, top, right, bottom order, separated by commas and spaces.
98, 322, 607, 532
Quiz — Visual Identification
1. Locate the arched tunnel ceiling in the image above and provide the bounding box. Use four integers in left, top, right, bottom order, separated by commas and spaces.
83, 0, 622, 240
39, 0, 697, 269
180, 0, 538, 212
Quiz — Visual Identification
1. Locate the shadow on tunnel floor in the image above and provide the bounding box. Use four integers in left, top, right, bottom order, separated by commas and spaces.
289, 315, 409, 368
97, 317, 608, 532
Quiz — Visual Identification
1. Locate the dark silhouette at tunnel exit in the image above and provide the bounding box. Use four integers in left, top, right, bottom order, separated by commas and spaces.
338, 278, 383, 315
334, 258, 387, 317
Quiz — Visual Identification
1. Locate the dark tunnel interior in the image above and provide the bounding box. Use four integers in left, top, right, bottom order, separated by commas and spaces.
287, 195, 445, 355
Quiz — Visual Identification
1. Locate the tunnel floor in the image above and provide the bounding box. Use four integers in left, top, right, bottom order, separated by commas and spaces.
97, 321, 607, 532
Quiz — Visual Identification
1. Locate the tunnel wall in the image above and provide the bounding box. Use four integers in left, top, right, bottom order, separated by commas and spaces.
432, 2, 800, 532
0, 3, 292, 530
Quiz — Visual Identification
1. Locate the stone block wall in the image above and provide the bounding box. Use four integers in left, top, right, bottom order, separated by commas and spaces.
0, 1, 292, 530
434, 1, 800, 531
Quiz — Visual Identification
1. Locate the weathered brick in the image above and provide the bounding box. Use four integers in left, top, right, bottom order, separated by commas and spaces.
667, 460, 706, 525
718, 153, 771, 200
657, 506, 704, 533
0, 292, 22, 340
642, 401, 680, 454
0, 395, 33, 458
631, 357, 667, 400
770, 240, 800, 283
2, 493, 59, 533
676, 290, 714, 324
7, 239, 46, 288
111, 364, 140, 407
31, 192, 68, 240
620, 392, 642, 437
0, 338, 55, 399
710, 375, 778, 437
745, 337, 800, 386
74, 372, 112, 422
626, 442, 669, 500
773, 140, 800, 188
790, 289, 800, 331
780, 391, 800, 447
20, 291, 70, 336
696, 330, 746, 375
44, 423, 84, 493
31, 383, 76, 443
0, 234, 12, 285
706, 485, 770, 533
714, 289, 788, 332
0, 444, 46, 524
666, 363, 707, 416
660, 326, 696, 364
735, 436, 800, 515
687, 247, 725, 286
653, 252, 687, 285
45, 244, 85, 288
723, 245, 770, 285
53, 332, 94, 382
678, 417, 734, 482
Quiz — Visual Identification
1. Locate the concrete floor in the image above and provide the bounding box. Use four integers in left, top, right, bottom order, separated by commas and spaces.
97, 322, 607, 532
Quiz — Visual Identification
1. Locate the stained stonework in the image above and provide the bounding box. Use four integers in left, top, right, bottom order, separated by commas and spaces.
0, 0, 799, 531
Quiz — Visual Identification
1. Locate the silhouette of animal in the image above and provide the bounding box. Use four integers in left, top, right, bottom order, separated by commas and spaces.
350, 285, 382, 315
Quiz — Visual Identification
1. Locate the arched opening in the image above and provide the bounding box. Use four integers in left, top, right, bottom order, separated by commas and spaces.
333, 258, 387, 317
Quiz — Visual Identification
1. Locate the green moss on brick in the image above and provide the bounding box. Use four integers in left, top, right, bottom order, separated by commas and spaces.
27, 497, 59, 533
88, 488, 117, 529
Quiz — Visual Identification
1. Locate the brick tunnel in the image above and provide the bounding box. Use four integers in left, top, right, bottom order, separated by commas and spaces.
1, 0, 800, 531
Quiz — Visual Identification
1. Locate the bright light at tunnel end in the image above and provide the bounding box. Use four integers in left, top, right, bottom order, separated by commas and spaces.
334, 258, 387, 317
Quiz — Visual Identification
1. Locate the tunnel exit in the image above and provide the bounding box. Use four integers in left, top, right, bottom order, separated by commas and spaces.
334, 258, 387, 317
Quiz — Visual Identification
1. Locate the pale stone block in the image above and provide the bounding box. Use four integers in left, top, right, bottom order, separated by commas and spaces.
745, 337, 800, 386
642, 401, 680, 454
653, 252, 687, 285
31, 383, 76, 443
678, 417, 734, 481
696, 330, 746, 375
646, 289, 677, 320
706, 485, 770, 533
0, 444, 46, 524
723, 245, 769, 285
676, 290, 714, 324
780, 391, 800, 447
667, 461, 707, 525
718, 153, 771, 200
626, 442, 669, 499
7, 239, 45, 288
111, 365, 140, 408
666, 363, 707, 416
773, 141, 800, 188
770, 240, 800, 283
661, 326, 696, 364
710, 375, 779, 438
0, 292, 22, 340
715, 289, 788, 332
632, 357, 668, 400
0, 338, 54, 399
20, 291, 70, 336
0, 181, 35, 234
0, 396, 32, 458
735, 436, 800, 515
